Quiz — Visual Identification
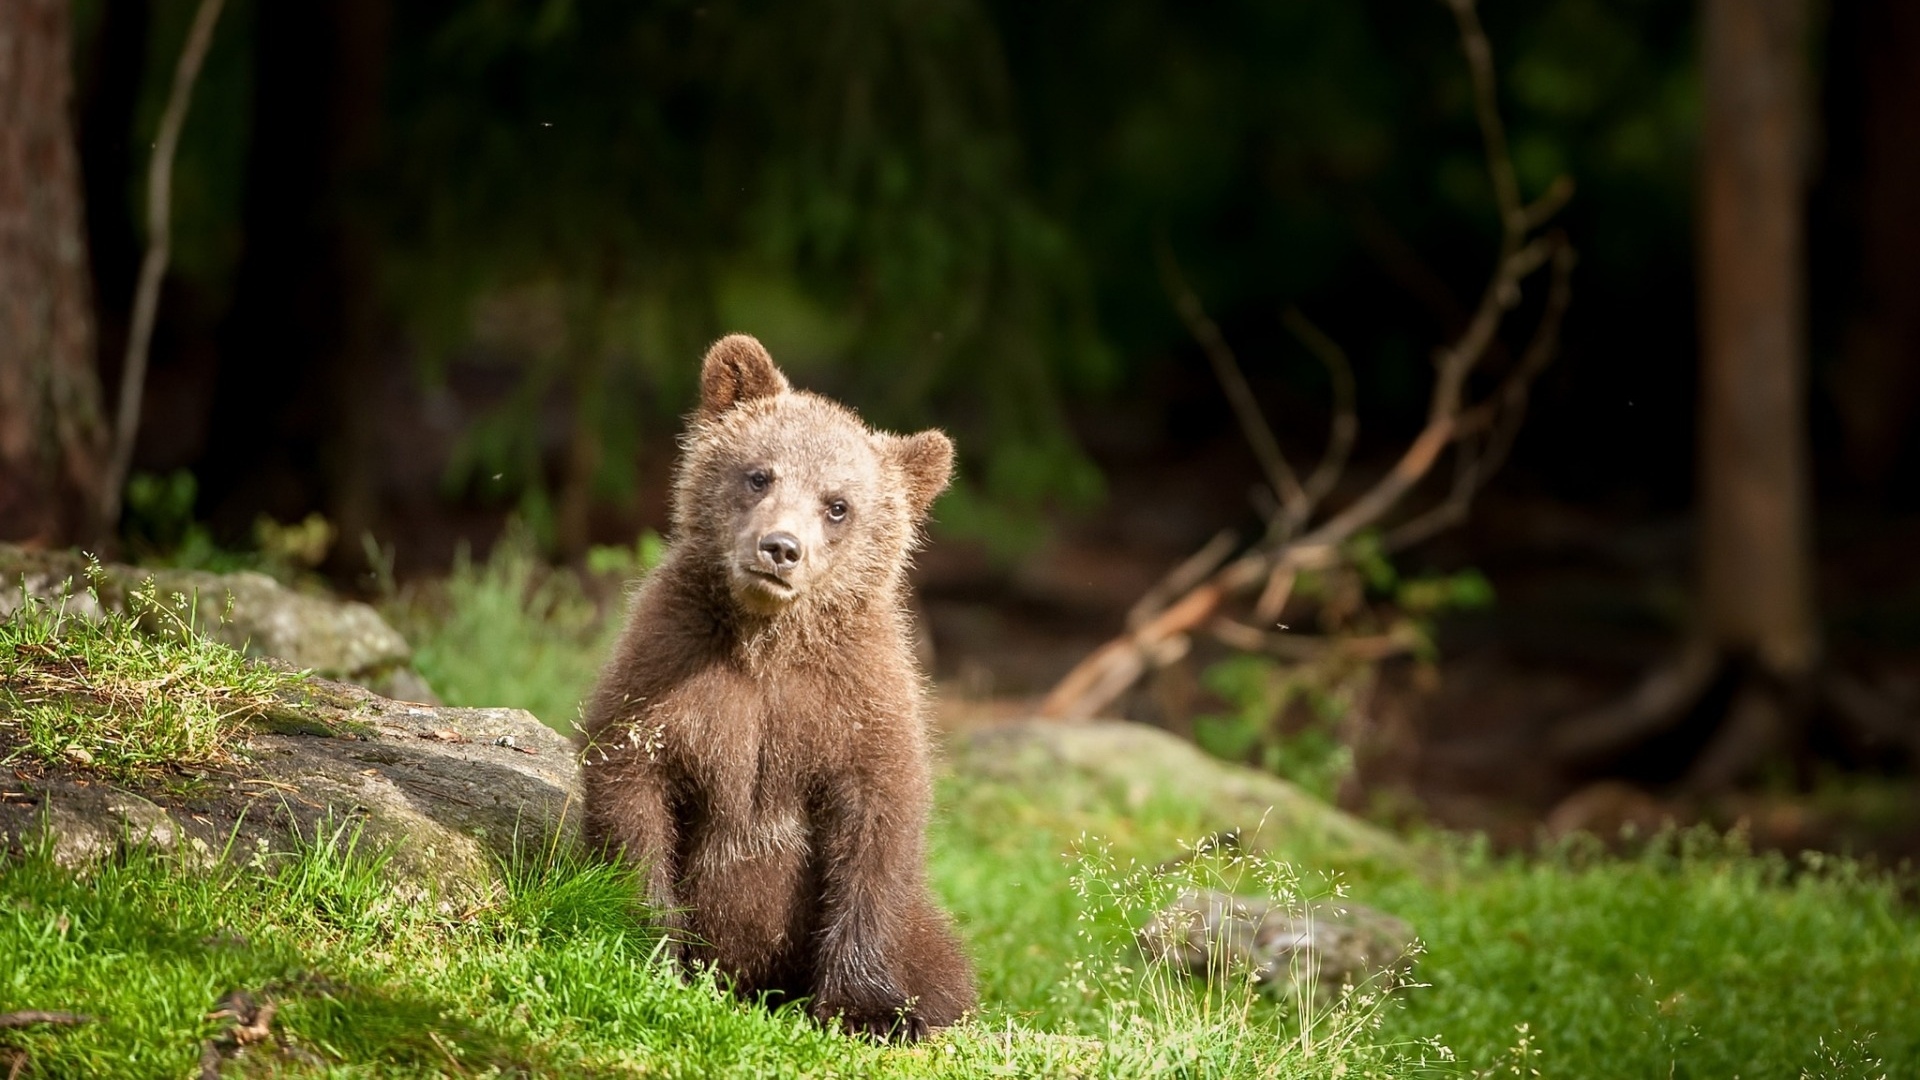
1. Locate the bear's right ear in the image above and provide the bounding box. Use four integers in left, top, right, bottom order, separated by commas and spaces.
699, 334, 789, 420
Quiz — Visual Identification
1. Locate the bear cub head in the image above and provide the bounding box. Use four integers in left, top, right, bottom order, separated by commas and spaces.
675, 334, 952, 618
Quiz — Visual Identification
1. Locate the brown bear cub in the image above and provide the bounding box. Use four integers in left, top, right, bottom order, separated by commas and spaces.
579, 334, 975, 1041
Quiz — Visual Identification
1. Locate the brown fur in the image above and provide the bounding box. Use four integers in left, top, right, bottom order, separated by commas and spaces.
579, 334, 974, 1041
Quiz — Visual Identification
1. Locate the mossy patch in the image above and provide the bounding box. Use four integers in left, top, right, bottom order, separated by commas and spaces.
1, 580, 295, 781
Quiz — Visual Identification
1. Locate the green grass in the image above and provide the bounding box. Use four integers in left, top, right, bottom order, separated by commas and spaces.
1, 577, 292, 780
0, 813, 1418, 1079
0, 829, 875, 1077
5, 549, 1918, 1077
929, 775, 1919, 1079
396, 535, 618, 733
1373, 835, 1919, 1077
4, 767, 1912, 1078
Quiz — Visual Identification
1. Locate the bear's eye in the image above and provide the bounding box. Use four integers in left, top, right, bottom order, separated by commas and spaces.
825, 500, 849, 523
746, 469, 770, 492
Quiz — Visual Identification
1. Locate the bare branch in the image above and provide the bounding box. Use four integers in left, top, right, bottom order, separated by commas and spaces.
1209, 619, 1419, 663
1445, 0, 1524, 241
1457, 234, 1576, 440
1523, 175, 1577, 232
1039, 0, 1574, 722
1252, 562, 1296, 624
102, 0, 227, 526
1040, 580, 1225, 721
1433, 234, 1558, 417
1382, 436, 1480, 553
1387, 234, 1575, 552
1127, 529, 1238, 630
1262, 237, 1554, 557
1156, 237, 1309, 526
1281, 306, 1358, 512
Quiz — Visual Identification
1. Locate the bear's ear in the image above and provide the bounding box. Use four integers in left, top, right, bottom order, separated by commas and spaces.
887, 430, 954, 515
699, 334, 790, 419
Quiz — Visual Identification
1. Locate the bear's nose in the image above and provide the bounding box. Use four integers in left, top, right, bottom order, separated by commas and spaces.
758, 531, 803, 569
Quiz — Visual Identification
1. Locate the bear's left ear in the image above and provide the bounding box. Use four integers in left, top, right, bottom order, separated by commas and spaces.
699, 334, 790, 420
886, 430, 954, 515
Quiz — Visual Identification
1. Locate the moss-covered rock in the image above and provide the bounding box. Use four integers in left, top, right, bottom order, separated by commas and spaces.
1, 675, 579, 909
1138, 889, 1416, 1004
950, 719, 1416, 869
0, 543, 428, 698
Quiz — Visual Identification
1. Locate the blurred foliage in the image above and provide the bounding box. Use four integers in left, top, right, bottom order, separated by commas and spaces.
121, 469, 205, 557
1196, 653, 1362, 801
396, 525, 627, 732
120, 468, 337, 582
253, 513, 338, 572
583, 528, 666, 580
88, 0, 1701, 537
1195, 538, 1494, 792
378, 0, 1111, 541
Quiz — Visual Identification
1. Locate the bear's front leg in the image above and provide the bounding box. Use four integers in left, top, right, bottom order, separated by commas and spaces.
809, 766, 930, 1042
582, 755, 687, 960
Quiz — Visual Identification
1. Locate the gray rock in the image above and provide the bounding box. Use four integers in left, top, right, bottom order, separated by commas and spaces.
0, 544, 429, 699
1, 675, 579, 909
38, 785, 181, 867
950, 719, 1414, 867
1137, 888, 1416, 1003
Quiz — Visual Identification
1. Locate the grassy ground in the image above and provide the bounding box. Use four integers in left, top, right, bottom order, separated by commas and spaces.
2, 559, 1916, 1076
1, 574, 291, 780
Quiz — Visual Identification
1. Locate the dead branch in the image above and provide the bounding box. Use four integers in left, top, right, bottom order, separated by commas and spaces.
1157, 239, 1309, 528
1447, 0, 1523, 227
1252, 562, 1296, 624
1040, 0, 1572, 722
102, 0, 227, 527
1209, 618, 1418, 664
0, 1011, 92, 1029
1281, 306, 1358, 512
1127, 529, 1239, 631
1041, 580, 1228, 720
1386, 234, 1576, 552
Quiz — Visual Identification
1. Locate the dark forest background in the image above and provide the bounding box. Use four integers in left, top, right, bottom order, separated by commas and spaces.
4, 0, 1919, 838
35, 1, 1920, 545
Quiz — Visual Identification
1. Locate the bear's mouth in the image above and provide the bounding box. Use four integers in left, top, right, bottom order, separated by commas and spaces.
733, 566, 800, 612
741, 567, 796, 593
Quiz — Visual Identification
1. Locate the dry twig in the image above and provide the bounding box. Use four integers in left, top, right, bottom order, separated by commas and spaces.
1282, 306, 1358, 513
1126, 529, 1238, 631
1157, 239, 1309, 528
1040, 0, 1574, 721
0, 1011, 92, 1030
102, 0, 227, 526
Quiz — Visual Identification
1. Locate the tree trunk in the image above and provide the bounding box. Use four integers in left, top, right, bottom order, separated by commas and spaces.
1536, 0, 1906, 784
1697, 0, 1816, 678
0, 0, 109, 545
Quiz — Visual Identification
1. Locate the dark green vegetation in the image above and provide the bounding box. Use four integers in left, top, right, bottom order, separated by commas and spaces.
74, 0, 1745, 548
7, 561, 1913, 1077
389, 532, 628, 734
